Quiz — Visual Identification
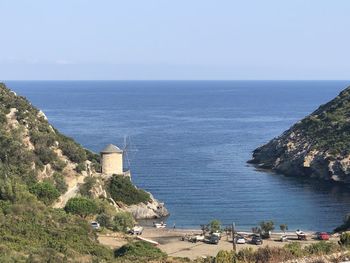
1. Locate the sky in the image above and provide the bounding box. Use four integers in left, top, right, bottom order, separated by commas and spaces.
0, 0, 349, 80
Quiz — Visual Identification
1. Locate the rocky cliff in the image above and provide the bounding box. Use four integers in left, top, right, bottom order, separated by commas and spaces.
249, 85, 350, 183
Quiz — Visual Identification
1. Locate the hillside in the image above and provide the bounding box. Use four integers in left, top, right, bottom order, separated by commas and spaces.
0, 83, 167, 261
249, 85, 350, 183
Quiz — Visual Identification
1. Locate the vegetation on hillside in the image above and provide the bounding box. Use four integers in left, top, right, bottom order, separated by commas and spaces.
115, 241, 167, 262
107, 175, 151, 205
282, 86, 350, 155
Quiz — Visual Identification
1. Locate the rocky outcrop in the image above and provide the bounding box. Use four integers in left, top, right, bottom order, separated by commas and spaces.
249, 86, 350, 184
125, 193, 169, 219
89, 176, 169, 219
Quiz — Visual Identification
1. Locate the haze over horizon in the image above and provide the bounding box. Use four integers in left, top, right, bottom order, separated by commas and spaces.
1, 0, 350, 80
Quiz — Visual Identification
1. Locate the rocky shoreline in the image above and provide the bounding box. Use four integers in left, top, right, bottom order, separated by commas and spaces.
248, 86, 350, 184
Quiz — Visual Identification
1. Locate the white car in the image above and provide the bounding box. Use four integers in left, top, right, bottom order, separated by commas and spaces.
91, 221, 100, 230
235, 236, 246, 244
129, 226, 143, 235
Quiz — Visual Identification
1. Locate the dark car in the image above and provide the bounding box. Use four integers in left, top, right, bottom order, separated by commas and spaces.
207, 234, 220, 245
251, 235, 263, 245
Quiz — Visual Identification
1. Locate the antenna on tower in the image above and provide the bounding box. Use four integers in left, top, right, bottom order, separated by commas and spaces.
122, 135, 138, 171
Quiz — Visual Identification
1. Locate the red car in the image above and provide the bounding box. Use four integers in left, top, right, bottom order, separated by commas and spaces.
317, 232, 330, 240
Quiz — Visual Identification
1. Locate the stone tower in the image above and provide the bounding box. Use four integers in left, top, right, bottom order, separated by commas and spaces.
100, 144, 123, 175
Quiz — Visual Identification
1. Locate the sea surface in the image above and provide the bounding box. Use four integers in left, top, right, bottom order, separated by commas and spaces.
6, 80, 350, 231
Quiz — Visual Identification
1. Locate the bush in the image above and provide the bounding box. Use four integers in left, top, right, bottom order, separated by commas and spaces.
64, 197, 98, 218
215, 250, 234, 263
114, 241, 166, 261
304, 241, 339, 255
53, 173, 67, 194
107, 175, 150, 205
112, 212, 134, 232
96, 213, 112, 228
79, 176, 96, 197
284, 242, 304, 257
339, 232, 350, 247
29, 182, 60, 205
52, 159, 66, 172
75, 162, 86, 173
57, 134, 87, 163
236, 247, 255, 263
34, 146, 58, 165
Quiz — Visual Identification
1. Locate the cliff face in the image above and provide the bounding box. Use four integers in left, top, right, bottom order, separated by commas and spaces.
249, 86, 350, 183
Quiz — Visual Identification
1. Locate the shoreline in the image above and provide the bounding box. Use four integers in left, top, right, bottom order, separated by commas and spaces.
98, 226, 339, 260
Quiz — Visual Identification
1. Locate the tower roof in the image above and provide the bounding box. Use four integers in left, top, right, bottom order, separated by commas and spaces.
101, 144, 123, 153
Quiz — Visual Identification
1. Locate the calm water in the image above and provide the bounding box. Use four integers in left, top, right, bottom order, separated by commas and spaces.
6, 80, 350, 231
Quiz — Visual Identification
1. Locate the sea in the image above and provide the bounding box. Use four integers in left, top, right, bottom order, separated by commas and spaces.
6, 80, 350, 231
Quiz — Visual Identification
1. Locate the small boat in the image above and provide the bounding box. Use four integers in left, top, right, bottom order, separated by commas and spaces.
153, 222, 166, 228
296, 229, 307, 240
137, 236, 159, 246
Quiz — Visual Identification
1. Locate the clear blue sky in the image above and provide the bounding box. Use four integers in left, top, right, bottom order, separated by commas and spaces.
1, 0, 349, 80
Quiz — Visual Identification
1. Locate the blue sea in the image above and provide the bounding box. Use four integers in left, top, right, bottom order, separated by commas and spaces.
6, 80, 350, 231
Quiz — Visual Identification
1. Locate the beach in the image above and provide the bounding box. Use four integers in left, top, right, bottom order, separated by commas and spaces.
98, 227, 336, 260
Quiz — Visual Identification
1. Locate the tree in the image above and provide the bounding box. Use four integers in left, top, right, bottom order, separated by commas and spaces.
29, 182, 60, 205
96, 213, 112, 228
259, 221, 274, 238
64, 197, 98, 218
252, 227, 261, 235
280, 224, 288, 233
210, 219, 222, 233
200, 224, 209, 235
112, 212, 134, 232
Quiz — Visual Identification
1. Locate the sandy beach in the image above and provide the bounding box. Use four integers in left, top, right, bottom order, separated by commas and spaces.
98, 227, 336, 260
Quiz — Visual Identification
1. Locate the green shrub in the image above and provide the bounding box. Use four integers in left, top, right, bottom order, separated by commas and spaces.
75, 162, 86, 173
57, 134, 87, 163
339, 232, 350, 247
114, 241, 166, 261
34, 146, 58, 165
52, 159, 66, 172
284, 242, 304, 257
112, 212, 134, 232
236, 247, 255, 263
107, 175, 150, 205
215, 250, 234, 263
304, 241, 339, 255
79, 176, 96, 197
96, 213, 112, 228
29, 182, 60, 205
53, 173, 68, 194
64, 197, 98, 218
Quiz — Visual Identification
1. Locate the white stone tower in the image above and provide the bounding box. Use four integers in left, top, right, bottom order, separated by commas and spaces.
100, 144, 123, 175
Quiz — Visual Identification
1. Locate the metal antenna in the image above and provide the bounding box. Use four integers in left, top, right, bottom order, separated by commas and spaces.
122, 135, 138, 170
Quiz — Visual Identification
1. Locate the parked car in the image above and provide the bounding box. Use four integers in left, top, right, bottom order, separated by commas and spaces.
128, 225, 143, 235
207, 234, 220, 245
251, 235, 263, 245
189, 234, 205, 243
317, 232, 330, 240
235, 236, 246, 244
211, 231, 222, 240
91, 221, 100, 230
